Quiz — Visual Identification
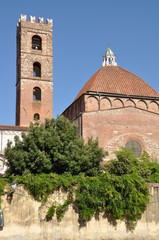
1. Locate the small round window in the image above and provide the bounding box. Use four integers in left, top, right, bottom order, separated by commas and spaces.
125, 139, 142, 158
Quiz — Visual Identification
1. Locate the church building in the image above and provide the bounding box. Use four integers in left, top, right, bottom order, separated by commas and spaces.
63, 48, 159, 162
0, 14, 159, 174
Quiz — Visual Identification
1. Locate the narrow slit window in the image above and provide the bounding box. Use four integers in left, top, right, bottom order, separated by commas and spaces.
33, 87, 41, 101
33, 62, 41, 77
32, 35, 42, 50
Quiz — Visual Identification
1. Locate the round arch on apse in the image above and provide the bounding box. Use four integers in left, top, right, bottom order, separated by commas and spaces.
100, 96, 112, 110
149, 100, 159, 112
125, 99, 136, 108
86, 95, 99, 111
137, 100, 148, 110
113, 98, 124, 108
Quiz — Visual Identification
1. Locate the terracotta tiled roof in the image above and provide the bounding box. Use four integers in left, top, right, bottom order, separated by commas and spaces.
0, 125, 28, 131
75, 66, 159, 100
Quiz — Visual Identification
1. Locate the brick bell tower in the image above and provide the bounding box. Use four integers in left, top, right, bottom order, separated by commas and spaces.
16, 14, 53, 126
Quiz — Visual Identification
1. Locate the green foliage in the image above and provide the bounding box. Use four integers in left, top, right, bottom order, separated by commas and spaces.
75, 173, 149, 226
56, 193, 72, 221
11, 172, 149, 228
0, 179, 6, 196
16, 173, 76, 201
103, 148, 159, 182
46, 204, 56, 221
4, 126, 159, 228
5, 116, 104, 176
139, 151, 159, 182
0, 178, 9, 196
103, 148, 136, 175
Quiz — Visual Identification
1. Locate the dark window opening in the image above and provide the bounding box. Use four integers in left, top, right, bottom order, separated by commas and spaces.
32, 35, 42, 50
33, 87, 41, 101
33, 62, 41, 77
125, 139, 142, 158
34, 113, 40, 120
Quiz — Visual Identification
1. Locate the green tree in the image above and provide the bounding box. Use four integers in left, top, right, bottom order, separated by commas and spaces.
103, 147, 136, 176
103, 148, 159, 182
5, 116, 104, 176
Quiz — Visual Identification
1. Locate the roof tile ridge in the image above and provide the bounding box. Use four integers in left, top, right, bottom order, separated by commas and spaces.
117, 66, 159, 96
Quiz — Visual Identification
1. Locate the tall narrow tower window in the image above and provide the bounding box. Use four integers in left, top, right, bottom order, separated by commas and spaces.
33, 62, 41, 77
34, 113, 40, 120
33, 87, 41, 101
32, 35, 42, 50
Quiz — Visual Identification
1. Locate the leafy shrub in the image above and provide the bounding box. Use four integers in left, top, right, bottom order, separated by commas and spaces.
103, 148, 159, 182
75, 173, 149, 226
3, 135, 159, 228
5, 116, 104, 176
13, 172, 150, 228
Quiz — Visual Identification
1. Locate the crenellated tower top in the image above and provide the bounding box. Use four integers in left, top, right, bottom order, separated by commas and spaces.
17, 14, 53, 27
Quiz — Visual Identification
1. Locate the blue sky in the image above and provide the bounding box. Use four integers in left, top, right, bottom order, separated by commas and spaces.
0, 0, 159, 125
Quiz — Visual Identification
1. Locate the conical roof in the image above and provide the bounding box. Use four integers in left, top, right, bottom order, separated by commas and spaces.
75, 66, 159, 100
104, 47, 115, 57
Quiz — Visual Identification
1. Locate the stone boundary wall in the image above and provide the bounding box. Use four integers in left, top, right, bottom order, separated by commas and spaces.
0, 183, 159, 240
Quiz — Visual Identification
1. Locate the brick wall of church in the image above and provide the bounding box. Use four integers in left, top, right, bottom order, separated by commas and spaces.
82, 106, 159, 162
64, 93, 159, 162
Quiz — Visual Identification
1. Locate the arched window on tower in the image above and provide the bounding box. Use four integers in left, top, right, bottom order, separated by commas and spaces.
34, 113, 40, 120
32, 35, 42, 50
33, 87, 41, 101
33, 62, 41, 77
